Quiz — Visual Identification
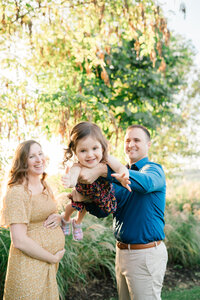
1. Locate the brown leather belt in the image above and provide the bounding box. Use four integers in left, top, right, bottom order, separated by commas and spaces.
117, 240, 162, 250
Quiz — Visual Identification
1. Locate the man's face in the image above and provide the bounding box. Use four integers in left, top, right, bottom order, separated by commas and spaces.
124, 128, 151, 164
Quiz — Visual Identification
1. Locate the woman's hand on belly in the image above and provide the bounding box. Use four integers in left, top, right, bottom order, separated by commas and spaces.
54, 249, 65, 263
43, 213, 62, 229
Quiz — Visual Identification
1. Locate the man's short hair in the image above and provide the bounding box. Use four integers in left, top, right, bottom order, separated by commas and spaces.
126, 125, 151, 140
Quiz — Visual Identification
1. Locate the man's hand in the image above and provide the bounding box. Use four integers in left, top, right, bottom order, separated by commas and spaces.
79, 163, 107, 184
111, 173, 131, 192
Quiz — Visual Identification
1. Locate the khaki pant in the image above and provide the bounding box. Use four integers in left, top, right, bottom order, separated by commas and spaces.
115, 241, 168, 300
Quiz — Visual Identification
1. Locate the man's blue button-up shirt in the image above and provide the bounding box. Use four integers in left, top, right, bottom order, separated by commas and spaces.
107, 157, 166, 244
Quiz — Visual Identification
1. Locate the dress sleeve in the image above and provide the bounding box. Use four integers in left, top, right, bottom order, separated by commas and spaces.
0, 185, 31, 227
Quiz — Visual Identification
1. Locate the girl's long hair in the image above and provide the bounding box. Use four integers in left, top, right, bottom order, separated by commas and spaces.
8, 140, 47, 188
63, 122, 108, 166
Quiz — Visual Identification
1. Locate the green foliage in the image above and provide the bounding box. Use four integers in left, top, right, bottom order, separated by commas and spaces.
105, 286, 200, 300
165, 212, 200, 267
162, 286, 200, 300
164, 175, 200, 265
1, 208, 199, 297
0, 0, 194, 142
57, 214, 115, 299
0, 228, 10, 299
0, 215, 115, 299
83, 35, 194, 131
0, 1, 200, 295
0, 0, 197, 171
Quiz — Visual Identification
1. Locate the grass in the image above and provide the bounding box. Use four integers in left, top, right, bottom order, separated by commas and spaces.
107, 286, 200, 300
164, 212, 200, 266
0, 228, 10, 296
162, 286, 200, 300
0, 214, 115, 299
0, 171, 200, 298
57, 213, 116, 299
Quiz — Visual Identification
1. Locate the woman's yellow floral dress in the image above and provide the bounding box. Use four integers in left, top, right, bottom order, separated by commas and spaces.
0, 184, 65, 300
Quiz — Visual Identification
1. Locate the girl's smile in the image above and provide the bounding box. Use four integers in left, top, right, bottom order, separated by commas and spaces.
75, 136, 103, 168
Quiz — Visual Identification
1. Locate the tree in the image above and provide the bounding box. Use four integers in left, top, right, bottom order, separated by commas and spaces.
0, 0, 197, 171
0, 0, 171, 137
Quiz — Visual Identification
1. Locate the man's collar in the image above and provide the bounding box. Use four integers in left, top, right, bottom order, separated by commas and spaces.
127, 157, 149, 170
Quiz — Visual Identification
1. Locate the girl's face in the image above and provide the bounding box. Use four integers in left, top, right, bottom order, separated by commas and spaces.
27, 143, 45, 176
75, 135, 103, 168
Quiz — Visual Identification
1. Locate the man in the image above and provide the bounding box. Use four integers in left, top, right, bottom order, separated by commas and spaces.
108, 125, 168, 300
65, 124, 168, 300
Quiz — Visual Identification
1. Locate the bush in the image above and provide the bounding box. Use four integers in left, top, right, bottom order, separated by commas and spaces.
0, 214, 115, 299
1, 174, 200, 298
0, 228, 10, 299
57, 214, 115, 299
165, 211, 200, 266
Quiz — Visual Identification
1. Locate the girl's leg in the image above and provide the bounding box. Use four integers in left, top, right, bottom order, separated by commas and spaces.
63, 202, 76, 222
72, 208, 87, 241
61, 203, 76, 235
75, 207, 87, 224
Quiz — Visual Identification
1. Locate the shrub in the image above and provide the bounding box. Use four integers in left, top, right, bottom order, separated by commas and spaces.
165, 211, 200, 266
0, 214, 115, 299
57, 214, 115, 299
0, 228, 10, 299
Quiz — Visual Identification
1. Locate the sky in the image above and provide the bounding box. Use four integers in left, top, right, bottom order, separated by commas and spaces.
160, 0, 200, 65
160, 0, 200, 169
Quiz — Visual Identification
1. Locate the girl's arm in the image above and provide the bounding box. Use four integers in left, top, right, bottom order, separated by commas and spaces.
10, 223, 65, 264
107, 155, 131, 192
62, 164, 81, 188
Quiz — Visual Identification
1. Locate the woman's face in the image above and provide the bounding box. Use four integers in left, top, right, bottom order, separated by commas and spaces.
27, 143, 45, 177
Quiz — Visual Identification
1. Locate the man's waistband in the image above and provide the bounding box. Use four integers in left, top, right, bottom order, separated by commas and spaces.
116, 240, 162, 250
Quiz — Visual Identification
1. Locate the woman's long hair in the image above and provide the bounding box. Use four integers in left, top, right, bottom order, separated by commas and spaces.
8, 140, 47, 187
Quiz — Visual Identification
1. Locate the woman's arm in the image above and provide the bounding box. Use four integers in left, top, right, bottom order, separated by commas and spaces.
107, 155, 131, 191
10, 223, 65, 264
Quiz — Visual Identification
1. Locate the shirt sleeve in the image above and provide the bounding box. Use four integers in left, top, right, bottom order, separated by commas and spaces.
0, 185, 31, 227
128, 164, 166, 193
106, 164, 166, 194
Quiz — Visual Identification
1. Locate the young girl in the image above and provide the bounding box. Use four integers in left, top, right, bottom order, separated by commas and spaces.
61, 121, 131, 241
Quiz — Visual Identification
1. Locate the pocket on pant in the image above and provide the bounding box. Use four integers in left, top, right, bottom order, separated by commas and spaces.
146, 243, 168, 276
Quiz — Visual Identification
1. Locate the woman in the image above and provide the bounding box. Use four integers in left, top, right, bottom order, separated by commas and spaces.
0, 140, 65, 300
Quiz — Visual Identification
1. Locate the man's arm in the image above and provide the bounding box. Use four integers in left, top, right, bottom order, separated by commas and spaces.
107, 155, 129, 177
107, 155, 131, 191
109, 164, 165, 194
129, 164, 165, 193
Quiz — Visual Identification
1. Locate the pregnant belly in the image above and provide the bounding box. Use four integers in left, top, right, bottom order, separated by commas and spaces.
28, 225, 65, 254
